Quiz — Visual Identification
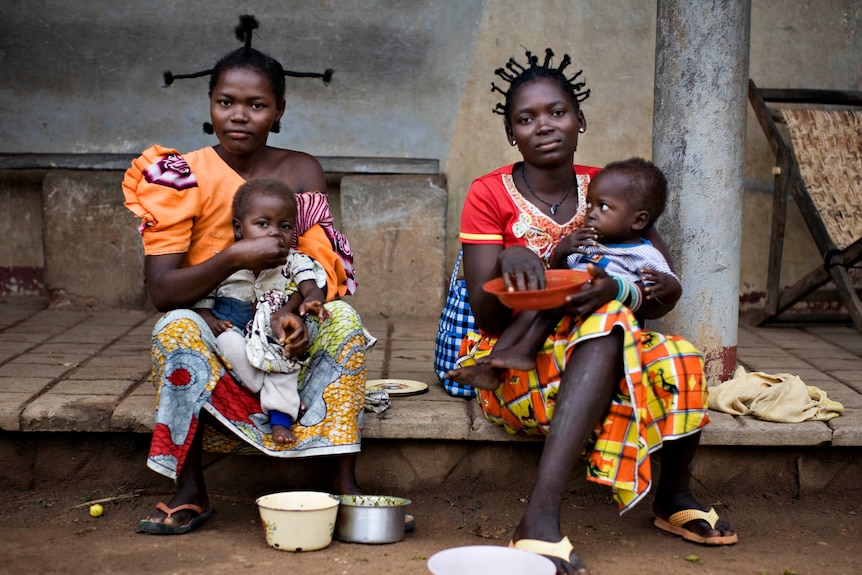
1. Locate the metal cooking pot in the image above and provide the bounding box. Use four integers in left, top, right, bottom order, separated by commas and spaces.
334, 494, 412, 544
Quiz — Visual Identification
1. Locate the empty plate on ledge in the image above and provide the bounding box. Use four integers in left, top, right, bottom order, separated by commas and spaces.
366, 379, 429, 396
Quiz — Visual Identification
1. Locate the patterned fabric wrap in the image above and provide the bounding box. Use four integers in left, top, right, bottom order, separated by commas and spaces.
246, 289, 307, 373
147, 300, 369, 481
459, 300, 709, 512
433, 250, 477, 398
295, 191, 357, 295
143, 152, 197, 192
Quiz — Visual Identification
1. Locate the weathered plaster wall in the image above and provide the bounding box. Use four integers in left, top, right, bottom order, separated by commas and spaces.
443, 0, 862, 310
0, 1, 483, 161
1, 1, 861, 314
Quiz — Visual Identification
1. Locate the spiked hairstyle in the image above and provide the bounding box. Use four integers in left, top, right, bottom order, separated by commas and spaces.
491, 48, 590, 127
163, 15, 334, 134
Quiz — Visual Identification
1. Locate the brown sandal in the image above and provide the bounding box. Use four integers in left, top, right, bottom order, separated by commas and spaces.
136, 502, 214, 535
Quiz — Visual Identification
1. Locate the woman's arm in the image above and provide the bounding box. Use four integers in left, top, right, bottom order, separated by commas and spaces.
644, 226, 675, 272
145, 235, 290, 312
462, 243, 512, 336
464, 242, 554, 336
274, 150, 328, 195
637, 226, 681, 318
269, 295, 310, 357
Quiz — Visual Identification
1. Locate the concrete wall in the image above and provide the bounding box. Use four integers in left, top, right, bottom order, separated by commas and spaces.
0, 171, 45, 296
442, 1, 862, 311
0, 1, 483, 162
1, 1, 861, 317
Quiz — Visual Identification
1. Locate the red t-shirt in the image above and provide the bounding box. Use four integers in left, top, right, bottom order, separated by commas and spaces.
460, 164, 601, 265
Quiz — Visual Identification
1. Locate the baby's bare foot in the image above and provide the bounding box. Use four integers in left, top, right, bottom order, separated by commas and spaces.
272, 424, 296, 445
484, 347, 538, 371
446, 365, 503, 390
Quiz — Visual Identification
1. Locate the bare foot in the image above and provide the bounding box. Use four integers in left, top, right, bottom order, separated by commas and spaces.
446, 364, 503, 390
481, 347, 538, 371
272, 424, 296, 445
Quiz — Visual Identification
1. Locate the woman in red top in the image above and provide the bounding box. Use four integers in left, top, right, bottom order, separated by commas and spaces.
448, 49, 736, 574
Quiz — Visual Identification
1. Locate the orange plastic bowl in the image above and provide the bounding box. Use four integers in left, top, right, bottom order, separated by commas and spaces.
482, 269, 591, 310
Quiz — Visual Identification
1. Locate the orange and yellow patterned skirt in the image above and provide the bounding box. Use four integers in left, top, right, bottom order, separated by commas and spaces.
458, 300, 709, 512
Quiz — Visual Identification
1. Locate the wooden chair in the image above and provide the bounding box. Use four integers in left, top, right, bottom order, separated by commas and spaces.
748, 79, 862, 331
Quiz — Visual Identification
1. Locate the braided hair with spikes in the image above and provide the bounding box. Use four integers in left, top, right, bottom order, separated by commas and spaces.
163, 14, 334, 134
491, 48, 589, 128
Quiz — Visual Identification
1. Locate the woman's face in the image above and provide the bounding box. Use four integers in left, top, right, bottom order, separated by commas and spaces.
506, 77, 585, 167
210, 67, 285, 156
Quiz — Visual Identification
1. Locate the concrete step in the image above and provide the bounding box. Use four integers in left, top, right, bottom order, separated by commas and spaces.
1, 297, 861, 498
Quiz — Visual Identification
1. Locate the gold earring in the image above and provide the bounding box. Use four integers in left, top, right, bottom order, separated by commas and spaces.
511, 140, 517, 146
578, 127, 585, 133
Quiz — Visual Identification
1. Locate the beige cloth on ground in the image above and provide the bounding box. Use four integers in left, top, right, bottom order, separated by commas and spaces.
708, 366, 844, 422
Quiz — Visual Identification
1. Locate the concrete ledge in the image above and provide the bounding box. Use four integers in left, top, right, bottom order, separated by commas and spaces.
0, 154, 440, 175
1, 303, 861, 452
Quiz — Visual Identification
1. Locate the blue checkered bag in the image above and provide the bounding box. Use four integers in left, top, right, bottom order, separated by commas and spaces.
434, 250, 477, 398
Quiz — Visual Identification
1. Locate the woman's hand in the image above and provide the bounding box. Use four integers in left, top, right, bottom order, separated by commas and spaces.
271, 311, 310, 357
499, 246, 546, 291
563, 263, 616, 320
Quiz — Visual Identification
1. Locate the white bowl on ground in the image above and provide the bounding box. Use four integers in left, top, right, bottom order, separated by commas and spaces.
427, 545, 555, 575
255, 491, 340, 552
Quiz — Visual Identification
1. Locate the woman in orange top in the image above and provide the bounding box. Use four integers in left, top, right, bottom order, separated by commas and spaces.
123, 16, 374, 535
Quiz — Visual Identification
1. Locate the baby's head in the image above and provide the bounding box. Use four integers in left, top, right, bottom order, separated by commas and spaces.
585, 158, 668, 243
232, 179, 298, 244
605, 157, 667, 225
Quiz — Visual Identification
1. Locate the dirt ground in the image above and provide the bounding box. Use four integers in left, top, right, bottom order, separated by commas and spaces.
1, 469, 861, 575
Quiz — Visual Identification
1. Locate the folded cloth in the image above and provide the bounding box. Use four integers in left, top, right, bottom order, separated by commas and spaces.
708, 366, 844, 422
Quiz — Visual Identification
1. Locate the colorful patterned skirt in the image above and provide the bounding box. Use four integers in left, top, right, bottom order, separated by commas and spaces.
458, 300, 709, 512
146, 300, 370, 481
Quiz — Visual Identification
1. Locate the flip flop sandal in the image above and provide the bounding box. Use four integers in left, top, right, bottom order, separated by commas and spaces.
654, 507, 738, 545
137, 502, 214, 535
509, 535, 587, 571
